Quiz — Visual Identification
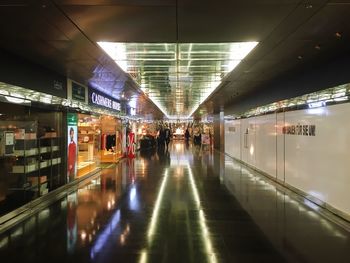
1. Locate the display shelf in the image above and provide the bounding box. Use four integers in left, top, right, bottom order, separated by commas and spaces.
51, 157, 61, 165
2, 120, 62, 203
9, 185, 37, 191
11, 157, 61, 173
12, 163, 38, 173
14, 148, 39, 157
39, 146, 59, 152
52, 146, 59, 152
77, 161, 95, 169
77, 161, 97, 178
39, 146, 50, 154
29, 180, 47, 187
40, 160, 50, 169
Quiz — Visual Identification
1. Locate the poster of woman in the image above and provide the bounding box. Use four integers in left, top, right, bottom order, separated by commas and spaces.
67, 113, 78, 182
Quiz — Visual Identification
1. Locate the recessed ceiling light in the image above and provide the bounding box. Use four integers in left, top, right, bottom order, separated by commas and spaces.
298, 55, 303, 60
315, 45, 321, 50
335, 32, 342, 38
305, 3, 313, 8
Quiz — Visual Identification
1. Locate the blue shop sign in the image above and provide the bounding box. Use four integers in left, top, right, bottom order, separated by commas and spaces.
88, 88, 121, 112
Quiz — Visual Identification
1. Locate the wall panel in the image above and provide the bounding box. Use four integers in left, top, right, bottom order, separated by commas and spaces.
225, 102, 350, 217
241, 118, 256, 166
255, 114, 277, 178
224, 120, 241, 159
276, 112, 285, 182
284, 103, 350, 214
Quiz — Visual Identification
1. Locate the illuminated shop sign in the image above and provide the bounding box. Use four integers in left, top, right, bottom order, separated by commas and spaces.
71, 82, 86, 102
88, 88, 121, 112
283, 124, 316, 136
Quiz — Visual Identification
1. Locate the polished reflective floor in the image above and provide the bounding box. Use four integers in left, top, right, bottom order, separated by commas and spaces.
1, 141, 350, 263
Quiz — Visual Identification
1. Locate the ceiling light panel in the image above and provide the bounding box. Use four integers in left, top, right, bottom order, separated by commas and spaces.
98, 42, 258, 118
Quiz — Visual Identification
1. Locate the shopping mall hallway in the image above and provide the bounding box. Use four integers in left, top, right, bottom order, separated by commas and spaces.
1, 141, 350, 263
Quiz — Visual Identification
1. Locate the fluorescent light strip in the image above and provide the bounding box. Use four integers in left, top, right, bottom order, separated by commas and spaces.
98, 42, 259, 118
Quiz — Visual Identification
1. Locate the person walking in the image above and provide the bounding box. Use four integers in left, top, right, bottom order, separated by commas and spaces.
164, 124, 171, 150
158, 126, 166, 149
185, 128, 190, 143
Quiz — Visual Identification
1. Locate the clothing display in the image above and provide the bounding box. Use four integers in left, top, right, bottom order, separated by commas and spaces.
106, 135, 116, 151
101, 134, 116, 151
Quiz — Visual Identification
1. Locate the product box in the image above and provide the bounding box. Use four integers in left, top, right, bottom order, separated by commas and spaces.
51, 157, 61, 165
40, 176, 47, 183
28, 176, 47, 186
44, 132, 57, 138
25, 133, 37, 140
52, 146, 59, 152
40, 182, 48, 191
14, 148, 39, 157
40, 147, 50, 154
40, 160, 49, 168
15, 129, 25, 140
12, 163, 37, 173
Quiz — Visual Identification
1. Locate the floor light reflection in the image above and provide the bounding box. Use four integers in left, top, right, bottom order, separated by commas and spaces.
187, 164, 217, 263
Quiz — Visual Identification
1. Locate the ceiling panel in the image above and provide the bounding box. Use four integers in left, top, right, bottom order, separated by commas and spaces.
177, 3, 298, 42
60, 5, 177, 42
0, 2, 165, 118
98, 42, 258, 117
291, 4, 350, 41
54, 0, 175, 5
1, 0, 349, 119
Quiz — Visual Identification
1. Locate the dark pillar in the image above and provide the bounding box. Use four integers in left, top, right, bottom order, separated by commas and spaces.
214, 111, 224, 152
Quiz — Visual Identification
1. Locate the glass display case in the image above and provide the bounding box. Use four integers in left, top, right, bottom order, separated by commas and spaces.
0, 103, 63, 216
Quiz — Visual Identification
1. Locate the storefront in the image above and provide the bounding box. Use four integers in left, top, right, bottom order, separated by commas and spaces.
100, 115, 123, 163
0, 81, 126, 217
0, 84, 65, 216
66, 85, 125, 180
76, 113, 101, 178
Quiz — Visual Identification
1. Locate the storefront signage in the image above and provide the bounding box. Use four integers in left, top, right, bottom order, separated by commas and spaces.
67, 113, 78, 125
228, 127, 236, 132
54, 80, 63, 91
89, 88, 121, 112
283, 124, 316, 136
72, 82, 86, 102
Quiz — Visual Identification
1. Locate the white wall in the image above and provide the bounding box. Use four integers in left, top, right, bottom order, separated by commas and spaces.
224, 120, 241, 159
255, 114, 277, 178
276, 112, 285, 182
225, 102, 350, 216
241, 118, 256, 166
284, 103, 350, 214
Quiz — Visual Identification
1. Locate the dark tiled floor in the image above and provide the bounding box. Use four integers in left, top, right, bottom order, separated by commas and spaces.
1, 141, 350, 262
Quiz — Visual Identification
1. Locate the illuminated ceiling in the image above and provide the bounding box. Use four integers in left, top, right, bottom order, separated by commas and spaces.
98, 42, 258, 118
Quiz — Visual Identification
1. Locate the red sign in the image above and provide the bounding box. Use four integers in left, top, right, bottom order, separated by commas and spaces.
127, 132, 135, 158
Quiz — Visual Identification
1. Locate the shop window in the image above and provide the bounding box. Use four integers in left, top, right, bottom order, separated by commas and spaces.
100, 116, 123, 163
0, 103, 63, 216
77, 114, 101, 177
